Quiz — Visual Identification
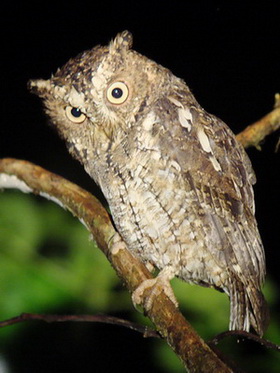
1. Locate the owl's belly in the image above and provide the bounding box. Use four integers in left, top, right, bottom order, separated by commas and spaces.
106, 173, 227, 290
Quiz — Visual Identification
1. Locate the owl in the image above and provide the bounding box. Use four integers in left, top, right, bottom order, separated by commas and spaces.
29, 31, 268, 336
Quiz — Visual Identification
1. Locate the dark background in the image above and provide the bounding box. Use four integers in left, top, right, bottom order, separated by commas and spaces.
0, 1, 279, 372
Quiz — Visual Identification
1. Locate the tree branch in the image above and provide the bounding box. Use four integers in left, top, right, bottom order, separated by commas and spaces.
208, 330, 280, 352
0, 313, 159, 338
236, 94, 280, 149
0, 102, 279, 372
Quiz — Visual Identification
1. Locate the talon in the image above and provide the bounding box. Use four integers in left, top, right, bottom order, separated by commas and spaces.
132, 267, 178, 310
110, 232, 127, 255
132, 278, 158, 309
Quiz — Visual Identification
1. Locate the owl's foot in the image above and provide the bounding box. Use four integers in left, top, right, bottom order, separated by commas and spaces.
109, 232, 127, 255
109, 234, 178, 310
132, 267, 178, 310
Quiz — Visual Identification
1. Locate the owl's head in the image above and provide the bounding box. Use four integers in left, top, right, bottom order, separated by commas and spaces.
29, 31, 175, 165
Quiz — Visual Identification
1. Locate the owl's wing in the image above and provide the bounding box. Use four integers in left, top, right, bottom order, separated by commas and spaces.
156, 99, 265, 286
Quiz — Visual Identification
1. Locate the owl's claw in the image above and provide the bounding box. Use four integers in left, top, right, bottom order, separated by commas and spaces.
109, 232, 127, 255
110, 234, 178, 309
109, 234, 178, 309
132, 267, 178, 310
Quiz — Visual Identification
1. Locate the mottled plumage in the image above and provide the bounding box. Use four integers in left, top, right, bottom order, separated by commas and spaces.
29, 31, 267, 335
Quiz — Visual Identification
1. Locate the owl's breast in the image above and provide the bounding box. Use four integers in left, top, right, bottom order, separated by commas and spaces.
98, 146, 223, 286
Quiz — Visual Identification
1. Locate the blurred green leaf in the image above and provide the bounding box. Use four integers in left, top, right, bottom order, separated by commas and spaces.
0, 192, 122, 321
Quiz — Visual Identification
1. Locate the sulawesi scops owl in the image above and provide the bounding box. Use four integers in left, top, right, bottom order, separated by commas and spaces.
29, 31, 268, 336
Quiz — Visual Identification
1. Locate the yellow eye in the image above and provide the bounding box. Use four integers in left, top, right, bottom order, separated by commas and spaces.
106, 82, 129, 105
65, 106, 86, 123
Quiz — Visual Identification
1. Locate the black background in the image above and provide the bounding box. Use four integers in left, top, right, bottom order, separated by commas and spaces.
0, 1, 279, 372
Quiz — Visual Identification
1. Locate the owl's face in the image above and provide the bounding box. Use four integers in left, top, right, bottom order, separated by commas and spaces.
29, 31, 174, 165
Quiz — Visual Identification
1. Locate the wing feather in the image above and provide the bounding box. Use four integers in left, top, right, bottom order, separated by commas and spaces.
156, 99, 265, 284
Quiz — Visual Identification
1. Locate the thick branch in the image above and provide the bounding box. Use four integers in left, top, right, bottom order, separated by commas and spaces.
0, 158, 232, 373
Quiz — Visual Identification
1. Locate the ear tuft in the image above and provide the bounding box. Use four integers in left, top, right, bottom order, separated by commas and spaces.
28, 79, 52, 97
109, 30, 133, 53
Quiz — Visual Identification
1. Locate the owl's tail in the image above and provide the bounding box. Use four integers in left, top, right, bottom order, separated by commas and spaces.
229, 280, 269, 337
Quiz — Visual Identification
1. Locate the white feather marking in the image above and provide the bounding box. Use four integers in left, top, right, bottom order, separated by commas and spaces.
151, 151, 161, 161
68, 86, 85, 108
146, 225, 159, 239
162, 253, 171, 265
133, 164, 143, 178
53, 84, 67, 99
142, 111, 157, 131
97, 61, 112, 79
232, 264, 242, 274
178, 108, 192, 131
168, 96, 184, 108
197, 129, 222, 171
197, 128, 212, 153
209, 155, 222, 172
170, 160, 181, 172
168, 96, 192, 131
189, 231, 197, 240
91, 74, 106, 90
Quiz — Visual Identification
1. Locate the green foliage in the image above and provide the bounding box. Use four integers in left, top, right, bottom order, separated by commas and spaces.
0, 191, 279, 372
0, 191, 125, 322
